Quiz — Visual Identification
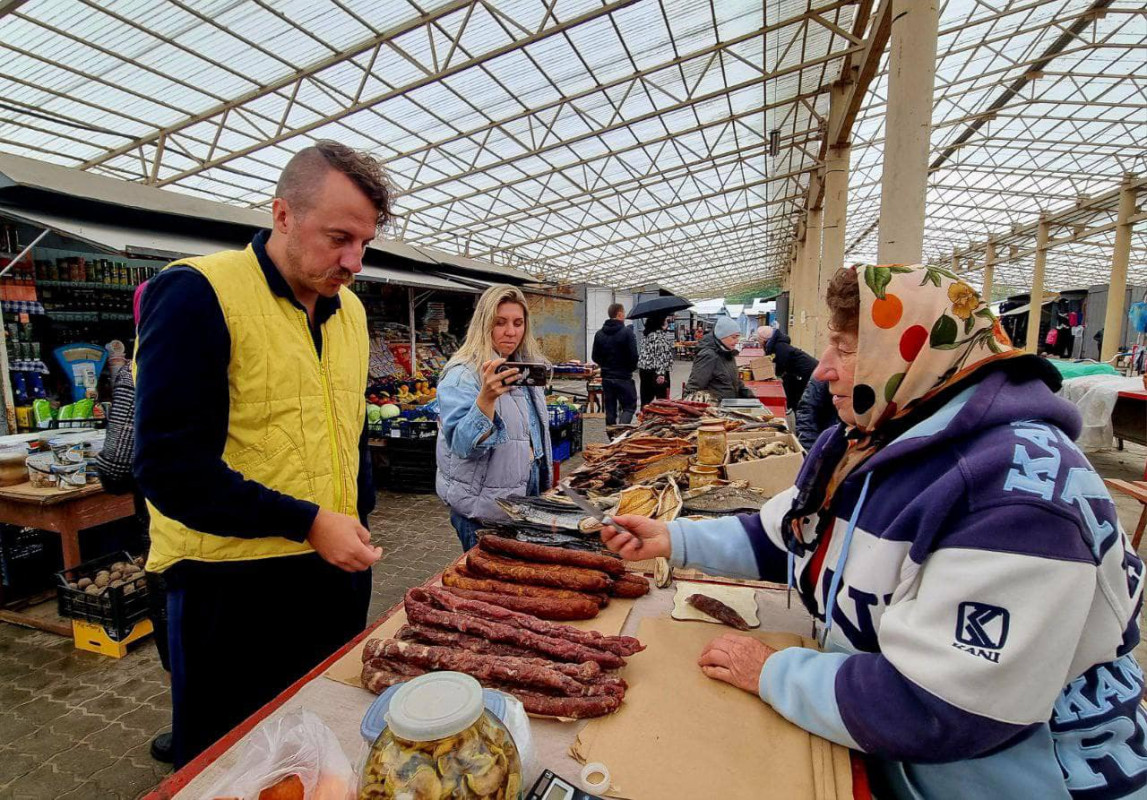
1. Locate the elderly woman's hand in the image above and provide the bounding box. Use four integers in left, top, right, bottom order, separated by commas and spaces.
698, 633, 777, 694
600, 515, 671, 560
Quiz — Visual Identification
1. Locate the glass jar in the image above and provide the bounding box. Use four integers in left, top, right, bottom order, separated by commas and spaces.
687, 462, 722, 489
696, 422, 728, 466
360, 672, 523, 800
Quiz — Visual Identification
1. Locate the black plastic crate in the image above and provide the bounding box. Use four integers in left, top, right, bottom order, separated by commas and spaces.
56, 550, 150, 641
373, 418, 438, 439
0, 526, 60, 598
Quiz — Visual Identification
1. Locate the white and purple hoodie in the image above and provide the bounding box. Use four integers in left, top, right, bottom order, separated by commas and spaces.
668, 370, 1147, 798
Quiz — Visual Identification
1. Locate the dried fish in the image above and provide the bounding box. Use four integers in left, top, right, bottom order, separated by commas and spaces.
727, 439, 797, 464
476, 519, 610, 552
680, 485, 770, 515
495, 496, 589, 530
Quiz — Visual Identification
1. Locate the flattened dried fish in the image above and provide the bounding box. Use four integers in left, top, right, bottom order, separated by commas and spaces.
476, 519, 610, 552
681, 485, 769, 515
495, 496, 590, 530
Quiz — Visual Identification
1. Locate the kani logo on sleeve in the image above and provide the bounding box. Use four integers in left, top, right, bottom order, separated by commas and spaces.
953, 601, 1010, 663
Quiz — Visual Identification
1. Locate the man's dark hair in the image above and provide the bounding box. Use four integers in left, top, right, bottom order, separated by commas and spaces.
826, 268, 860, 332
607, 303, 624, 319
276, 140, 395, 230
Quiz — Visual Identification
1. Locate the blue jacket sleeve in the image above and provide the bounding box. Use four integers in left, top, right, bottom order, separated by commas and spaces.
437, 366, 507, 459
133, 267, 319, 541
667, 507, 788, 582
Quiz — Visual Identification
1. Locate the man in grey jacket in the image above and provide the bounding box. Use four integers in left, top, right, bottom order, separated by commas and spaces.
684, 316, 754, 400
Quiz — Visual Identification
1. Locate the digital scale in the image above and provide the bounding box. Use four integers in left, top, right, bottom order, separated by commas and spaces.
527, 769, 605, 800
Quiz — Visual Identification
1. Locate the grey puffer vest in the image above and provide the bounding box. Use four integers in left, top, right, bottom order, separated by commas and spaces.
435, 364, 553, 521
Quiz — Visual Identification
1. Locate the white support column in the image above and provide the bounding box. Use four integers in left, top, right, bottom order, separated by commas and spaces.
1100, 174, 1139, 363
876, 0, 939, 264
801, 206, 823, 351
1025, 216, 1049, 354
982, 239, 996, 302
818, 99, 850, 355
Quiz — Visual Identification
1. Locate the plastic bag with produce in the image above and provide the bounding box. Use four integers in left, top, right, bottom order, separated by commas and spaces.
201, 709, 354, 800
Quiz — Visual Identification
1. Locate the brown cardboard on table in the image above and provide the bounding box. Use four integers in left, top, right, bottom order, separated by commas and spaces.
572, 617, 852, 799
723, 432, 804, 496
750, 356, 776, 381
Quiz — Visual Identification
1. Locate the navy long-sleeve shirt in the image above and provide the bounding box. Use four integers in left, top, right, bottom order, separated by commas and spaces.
133, 231, 374, 543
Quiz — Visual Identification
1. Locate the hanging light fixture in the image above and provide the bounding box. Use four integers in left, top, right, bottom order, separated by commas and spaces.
768, 129, 781, 158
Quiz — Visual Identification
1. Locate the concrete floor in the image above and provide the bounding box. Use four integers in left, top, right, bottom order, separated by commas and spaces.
0, 384, 1144, 798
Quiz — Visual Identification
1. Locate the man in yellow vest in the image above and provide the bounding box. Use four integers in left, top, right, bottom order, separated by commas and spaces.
134, 141, 389, 767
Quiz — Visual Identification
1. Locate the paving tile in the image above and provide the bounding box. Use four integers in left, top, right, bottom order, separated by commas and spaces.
85, 722, 144, 760
48, 708, 112, 740
80, 691, 140, 722
0, 714, 38, 748
4, 763, 82, 800
0, 748, 38, 787
115, 704, 171, 737
47, 742, 119, 778
7, 697, 69, 728
7, 727, 75, 761
87, 755, 168, 799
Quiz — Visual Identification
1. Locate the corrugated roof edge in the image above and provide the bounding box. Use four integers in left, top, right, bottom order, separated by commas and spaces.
0, 152, 534, 284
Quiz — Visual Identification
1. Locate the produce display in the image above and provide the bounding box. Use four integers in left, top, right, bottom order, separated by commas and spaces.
360, 704, 521, 800
686, 594, 752, 631
65, 557, 145, 597
361, 587, 643, 719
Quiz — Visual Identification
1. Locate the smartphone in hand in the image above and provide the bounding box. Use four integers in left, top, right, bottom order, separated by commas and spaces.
496, 362, 550, 386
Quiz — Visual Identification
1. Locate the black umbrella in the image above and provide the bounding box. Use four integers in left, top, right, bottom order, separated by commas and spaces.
627, 295, 693, 319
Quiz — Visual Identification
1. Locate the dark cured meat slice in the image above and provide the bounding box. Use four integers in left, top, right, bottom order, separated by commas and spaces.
466, 550, 612, 592
405, 591, 625, 669
420, 587, 643, 658
389, 625, 602, 682
361, 662, 425, 693
477, 535, 626, 577
686, 593, 752, 630
444, 566, 609, 607
504, 689, 621, 719
437, 585, 599, 621
378, 639, 588, 695
610, 573, 651, 598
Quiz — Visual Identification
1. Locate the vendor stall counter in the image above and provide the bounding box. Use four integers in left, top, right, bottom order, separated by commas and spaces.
145, 564, 869, 800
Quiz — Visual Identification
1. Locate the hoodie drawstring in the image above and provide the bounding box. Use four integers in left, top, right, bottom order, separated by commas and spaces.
819, 472, 873, 647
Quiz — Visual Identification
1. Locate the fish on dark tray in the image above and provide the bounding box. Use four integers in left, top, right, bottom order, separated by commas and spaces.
681, 485, 770, 515
687, 593, 752, 630
495, 495, 591, 530
476, 520, 610, 552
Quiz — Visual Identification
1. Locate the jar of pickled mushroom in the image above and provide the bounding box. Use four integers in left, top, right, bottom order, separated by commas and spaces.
696, 422, 728, 466
360, 672, 523, 800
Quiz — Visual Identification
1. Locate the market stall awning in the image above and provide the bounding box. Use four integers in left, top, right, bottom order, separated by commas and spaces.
357, 265, 482, 294
0, 204, 244, 261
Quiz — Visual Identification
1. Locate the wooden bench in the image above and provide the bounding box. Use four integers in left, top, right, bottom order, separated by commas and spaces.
1105, 479, 1147, 550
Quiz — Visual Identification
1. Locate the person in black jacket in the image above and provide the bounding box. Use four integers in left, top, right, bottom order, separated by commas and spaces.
684, 316, 754, 400
592, 303, 639, 425
794, 377, 840, 451
757, 326, 818, 412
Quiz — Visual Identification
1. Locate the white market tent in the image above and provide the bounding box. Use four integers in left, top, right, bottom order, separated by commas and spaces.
0, 0, 1142, 311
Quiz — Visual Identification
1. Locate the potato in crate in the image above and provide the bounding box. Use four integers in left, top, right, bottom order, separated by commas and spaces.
56, 550, 152, 658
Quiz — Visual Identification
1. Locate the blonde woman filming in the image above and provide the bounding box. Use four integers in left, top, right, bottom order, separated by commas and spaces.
436, 285, 553, 550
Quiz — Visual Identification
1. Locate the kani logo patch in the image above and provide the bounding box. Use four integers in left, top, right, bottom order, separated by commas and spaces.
953, 602, 1010, 664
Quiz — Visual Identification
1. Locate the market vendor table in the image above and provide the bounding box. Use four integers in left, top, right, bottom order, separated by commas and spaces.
147, 568, 865, 800
745, 379, 787, 417
1113, 389, 1147, 451
0, 479, 135, 635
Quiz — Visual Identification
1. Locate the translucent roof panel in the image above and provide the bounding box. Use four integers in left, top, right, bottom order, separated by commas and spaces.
839, 0, 1147, 294
0, 0, 865, 296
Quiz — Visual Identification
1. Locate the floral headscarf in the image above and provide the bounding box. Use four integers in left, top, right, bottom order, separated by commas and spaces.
824, 263, 1019, 497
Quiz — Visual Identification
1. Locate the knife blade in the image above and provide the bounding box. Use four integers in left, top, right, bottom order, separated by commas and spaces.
558, 482, 632, 536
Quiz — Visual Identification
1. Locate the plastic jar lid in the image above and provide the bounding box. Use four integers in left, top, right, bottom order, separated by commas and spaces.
385, 672, 484, 742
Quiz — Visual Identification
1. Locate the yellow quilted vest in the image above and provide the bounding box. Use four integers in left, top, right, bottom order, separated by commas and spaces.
144, 245, 367, 572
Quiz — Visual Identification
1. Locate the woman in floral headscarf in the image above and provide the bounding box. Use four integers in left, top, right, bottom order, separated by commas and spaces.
600, 265, 1146, 799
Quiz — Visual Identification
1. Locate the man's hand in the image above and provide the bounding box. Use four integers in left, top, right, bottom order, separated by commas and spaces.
600, 515, 671, 561
698, 633, 777, 694
307, 508, 382, 572
655, 375, 666, 385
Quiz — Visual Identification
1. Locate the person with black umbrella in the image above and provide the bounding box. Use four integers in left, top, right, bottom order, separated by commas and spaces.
637, 312, 675, 405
